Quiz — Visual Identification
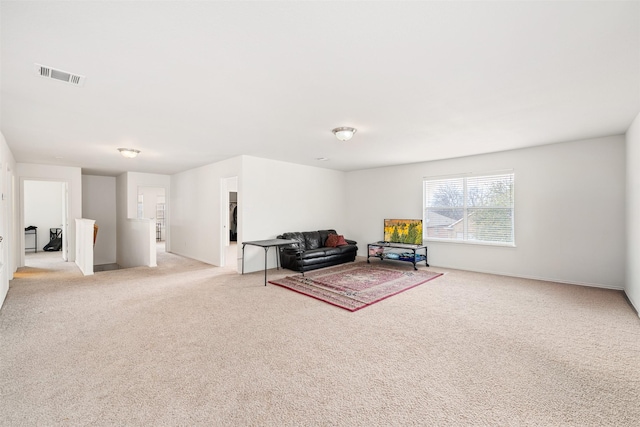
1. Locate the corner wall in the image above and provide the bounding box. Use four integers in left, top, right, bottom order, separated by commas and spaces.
82, 175, 117, 265
0, 132, 17, 308
170, 155, 348, 273
346, 136, 626, 289
75, 218, 95, 275
241, 156, 348, 273
125, 172, 171, 251
115, 173, 156, 268
626, 112, 640, 314
16, 163, 82, 265
170, 156, 242, 266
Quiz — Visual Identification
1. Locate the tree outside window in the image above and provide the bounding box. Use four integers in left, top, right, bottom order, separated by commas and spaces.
424, 172, 514, 245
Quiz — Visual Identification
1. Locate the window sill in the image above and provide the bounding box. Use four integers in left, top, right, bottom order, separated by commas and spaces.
424, 239, 516, 248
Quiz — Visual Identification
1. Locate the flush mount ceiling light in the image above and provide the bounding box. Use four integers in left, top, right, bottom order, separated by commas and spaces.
118, 148, 140, 158
332, 127, 357, 141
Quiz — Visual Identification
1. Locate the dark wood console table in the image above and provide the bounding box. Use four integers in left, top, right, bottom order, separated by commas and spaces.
367, 242, 428, 270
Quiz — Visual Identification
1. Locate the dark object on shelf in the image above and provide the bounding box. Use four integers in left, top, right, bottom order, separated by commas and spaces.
277, 229, 358, 273
399, 252, 426, 262
230, 204, 237, 242
367, 242, 429, 270
43, 228, 62, 252
25, 225, 38, 253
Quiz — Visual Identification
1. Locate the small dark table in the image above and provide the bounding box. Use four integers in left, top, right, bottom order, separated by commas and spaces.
367, 242, 429, 270
241, 239, 300, 285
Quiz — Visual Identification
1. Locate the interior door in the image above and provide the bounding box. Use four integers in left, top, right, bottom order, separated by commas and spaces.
62, 182, 68, 261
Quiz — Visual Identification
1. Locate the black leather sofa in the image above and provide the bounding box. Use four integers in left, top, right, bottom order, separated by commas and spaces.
277, 229, 358, 272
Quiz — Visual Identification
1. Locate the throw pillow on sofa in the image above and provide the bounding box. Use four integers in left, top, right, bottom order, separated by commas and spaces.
325, 234, 348, 247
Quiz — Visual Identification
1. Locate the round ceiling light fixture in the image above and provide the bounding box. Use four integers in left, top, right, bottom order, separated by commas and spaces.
332, 127, 357, 141
118, 148, 140, 158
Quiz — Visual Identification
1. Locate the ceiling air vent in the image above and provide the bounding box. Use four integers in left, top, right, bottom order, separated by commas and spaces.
35, 63, 86, 87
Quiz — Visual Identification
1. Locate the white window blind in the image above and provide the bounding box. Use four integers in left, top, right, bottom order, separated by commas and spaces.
423, 172, 514, 245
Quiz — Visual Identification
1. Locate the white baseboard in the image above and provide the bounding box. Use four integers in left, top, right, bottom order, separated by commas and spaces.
624, 291, 640, 318
429, 264, 624, 291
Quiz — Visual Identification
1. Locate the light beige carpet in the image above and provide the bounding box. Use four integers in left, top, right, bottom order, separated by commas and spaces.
1, 250, 639, 426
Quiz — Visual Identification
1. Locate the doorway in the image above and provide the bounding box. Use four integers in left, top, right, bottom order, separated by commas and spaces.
221, 177, 238, 271
0, 163, 11, 292
137, 186, 166, 253
22, 180, 68, 268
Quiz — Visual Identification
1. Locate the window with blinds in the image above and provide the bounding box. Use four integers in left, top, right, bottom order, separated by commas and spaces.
423, 172, 515, 245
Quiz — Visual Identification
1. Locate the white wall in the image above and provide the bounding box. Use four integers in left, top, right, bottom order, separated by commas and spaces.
82, 175, 117, 265
23, 180, 63, 252
0, 132, 17, 308
138, 186, 165, 240
17, 163, 82, 265
126, 172, 170, 218
241, 156, 348, 272
170, 155, 348, 273
138, 187, 164, 219
115, 173, 156, 268
75, 218, 95, 275
626, 112, 640, 314
125, 172, 170, 248
171, 156, 242, 266
117, 219, 156, 269
347, 136, 626, 289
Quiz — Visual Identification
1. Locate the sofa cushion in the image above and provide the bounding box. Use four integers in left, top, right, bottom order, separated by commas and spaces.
326, 234, 348, 247
300, 248, 328, 259
318, 229, 337, 245
325, 234, 339, 247
303, 231, 322, 250
280, 232, 306, 251
336, 245, 357, 254
323, 247, 343, 256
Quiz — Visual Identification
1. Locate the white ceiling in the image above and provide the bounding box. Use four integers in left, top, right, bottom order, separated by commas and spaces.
1, 1, 639, 176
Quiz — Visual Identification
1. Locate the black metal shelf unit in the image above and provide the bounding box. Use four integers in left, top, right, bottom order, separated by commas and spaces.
25, 226, 37, 253
366, 241, 429, 270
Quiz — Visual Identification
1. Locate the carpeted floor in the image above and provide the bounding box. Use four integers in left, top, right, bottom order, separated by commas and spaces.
1, 250, 639, 426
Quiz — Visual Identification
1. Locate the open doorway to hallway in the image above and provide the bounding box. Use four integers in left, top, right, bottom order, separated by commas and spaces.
23, 180, 68, 268
221, 177, 238, 271
137, 186, 166, 254
226, 190, 237, 269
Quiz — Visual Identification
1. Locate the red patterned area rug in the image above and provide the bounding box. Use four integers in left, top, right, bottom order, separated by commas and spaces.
269, 262, 443, 312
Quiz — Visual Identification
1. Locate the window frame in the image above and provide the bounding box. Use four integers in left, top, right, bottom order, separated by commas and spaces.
423, 171, 516, 247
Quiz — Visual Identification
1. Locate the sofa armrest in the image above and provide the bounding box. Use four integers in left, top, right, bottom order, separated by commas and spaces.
280, 246, 300, 253
345, 239, 357, 245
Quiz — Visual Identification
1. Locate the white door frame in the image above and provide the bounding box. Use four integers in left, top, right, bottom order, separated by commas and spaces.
62, 182, 68, 261
220, 176, 238, 270
19, 178, 69, 266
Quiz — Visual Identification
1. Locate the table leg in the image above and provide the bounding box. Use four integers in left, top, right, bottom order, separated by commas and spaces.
296, 242, 304, 277
264, 246, 269, 286
241, 244, 246, 274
